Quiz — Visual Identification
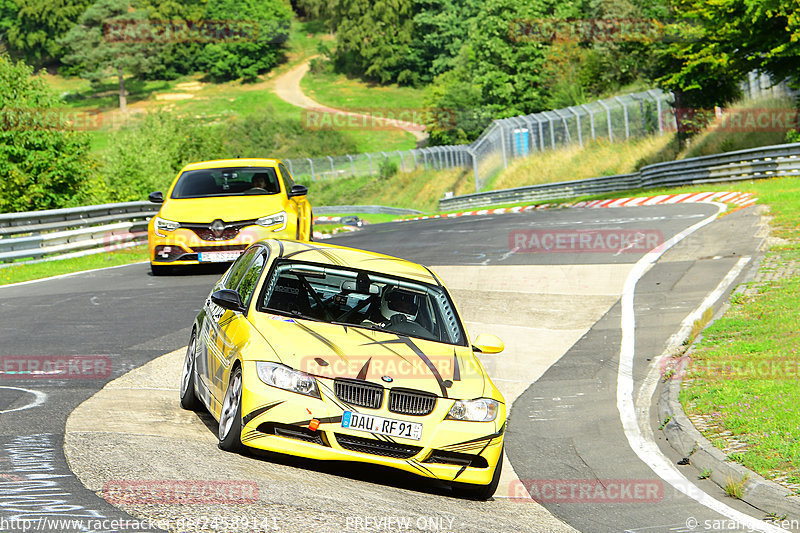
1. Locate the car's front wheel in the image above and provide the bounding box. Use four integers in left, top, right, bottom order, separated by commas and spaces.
179, 333, 201, 411
452, 446, 503, 500
218, 366, 243, 453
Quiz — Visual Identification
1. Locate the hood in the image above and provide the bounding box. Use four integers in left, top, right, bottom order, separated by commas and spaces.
250, 315, 486, 400
160, 196, 285, 223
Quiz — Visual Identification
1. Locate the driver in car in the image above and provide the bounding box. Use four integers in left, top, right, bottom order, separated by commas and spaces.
251, 173, 268, 189
363, 288, 419, 327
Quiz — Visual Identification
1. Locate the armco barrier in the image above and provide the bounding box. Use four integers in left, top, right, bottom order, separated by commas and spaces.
438, 142, 800, 211
0, 202, 158, 265
0, 203, 419, 265
313, 205, 421, 215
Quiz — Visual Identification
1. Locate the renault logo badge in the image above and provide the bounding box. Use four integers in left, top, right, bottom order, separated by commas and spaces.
210, 219, 226, 238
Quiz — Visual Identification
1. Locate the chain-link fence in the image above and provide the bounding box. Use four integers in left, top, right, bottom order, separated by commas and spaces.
285, 147, 473, 182
285, 71, 793, 193
286, 89, 675, 192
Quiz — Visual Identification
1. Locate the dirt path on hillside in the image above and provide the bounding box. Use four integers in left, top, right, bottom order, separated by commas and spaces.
271, 59, 428, 145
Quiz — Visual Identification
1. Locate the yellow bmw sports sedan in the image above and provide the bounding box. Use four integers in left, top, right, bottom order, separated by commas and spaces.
147, 159, 312, 275
180, 239, 507, 499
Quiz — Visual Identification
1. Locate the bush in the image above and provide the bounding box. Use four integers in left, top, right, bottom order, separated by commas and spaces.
97, 113, 225, 202
95, 108, 359, 202
0, 53, 95, 213
378, 158, 398, 180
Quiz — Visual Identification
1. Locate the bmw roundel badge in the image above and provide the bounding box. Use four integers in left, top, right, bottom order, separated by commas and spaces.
381, 375, 393, 383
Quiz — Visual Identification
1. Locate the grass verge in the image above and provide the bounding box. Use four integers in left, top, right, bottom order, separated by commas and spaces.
301, 67, 426, 114
0, 246, 149, 286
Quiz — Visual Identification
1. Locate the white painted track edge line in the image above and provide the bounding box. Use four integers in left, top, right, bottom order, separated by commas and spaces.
0, 386, 48, 414
617, 202, 785, 533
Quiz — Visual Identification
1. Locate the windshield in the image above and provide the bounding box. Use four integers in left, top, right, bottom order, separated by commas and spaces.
257, 260, 467, 346
171, 167, 281, 199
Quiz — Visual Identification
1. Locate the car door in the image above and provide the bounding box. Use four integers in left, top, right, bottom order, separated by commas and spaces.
279, 162, 310, 240
198, 246, 263, 406
209, 247, 270, 408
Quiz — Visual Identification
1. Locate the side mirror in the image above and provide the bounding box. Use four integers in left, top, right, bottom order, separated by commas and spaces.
148, 191, 164, 204
211, 289, 246, 313
472, 333, 504, 354
288, 184, 308, 198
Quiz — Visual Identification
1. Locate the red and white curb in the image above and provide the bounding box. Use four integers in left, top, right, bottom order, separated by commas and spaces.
398, 191, 756, 222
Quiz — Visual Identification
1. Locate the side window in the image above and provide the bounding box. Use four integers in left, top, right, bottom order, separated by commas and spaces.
223, 246, 262, 290
236, 250, 268, 306
278, 163, 294, 195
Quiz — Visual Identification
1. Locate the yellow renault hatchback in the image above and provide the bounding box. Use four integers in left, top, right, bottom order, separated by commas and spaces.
147, 159, 312, 275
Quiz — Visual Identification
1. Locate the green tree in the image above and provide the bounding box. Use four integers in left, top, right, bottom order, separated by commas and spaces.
0, 0, 16, 45
407, 0, 481, 84
59, 0, 161, 111
6, 0, 91, 67
196, 0, 291, 82
655, 0, 800, 109
133, 0, 206, 80
425, 0, 555, 139
330, 0, 416, 84
423, 49, 493, 145
0, 53, 94, 212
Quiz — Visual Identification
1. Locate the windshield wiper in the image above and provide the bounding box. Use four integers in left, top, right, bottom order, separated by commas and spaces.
330, 320, 388, 333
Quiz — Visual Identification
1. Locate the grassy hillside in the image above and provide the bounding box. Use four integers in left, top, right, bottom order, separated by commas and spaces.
300, 167, 474, 212
39, 19, 421, 158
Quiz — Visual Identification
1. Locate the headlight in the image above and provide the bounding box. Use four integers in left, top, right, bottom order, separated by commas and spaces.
255, 211, 287, 232
446, 398, 499, 422
153, 216, 180, 237
256, 362, 319, 398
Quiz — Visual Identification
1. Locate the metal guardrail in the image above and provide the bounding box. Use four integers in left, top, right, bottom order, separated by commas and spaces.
313, 205, 422, 215
438, 142, 800, 211
0, 202, 419, 265
0, 202, 158, 265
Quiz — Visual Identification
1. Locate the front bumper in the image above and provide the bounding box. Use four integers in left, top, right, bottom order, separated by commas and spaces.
238, 362, 505, 486
148, 225, 293, 266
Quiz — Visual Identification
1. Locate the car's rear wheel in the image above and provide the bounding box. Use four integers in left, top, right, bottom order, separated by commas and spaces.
218, 366, 243, 453
452, 446, 503, 500
179, 333, 201, 411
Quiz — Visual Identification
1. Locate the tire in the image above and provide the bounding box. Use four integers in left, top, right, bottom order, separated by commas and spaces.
452, 446, 503, 500
150, 264, 172, 276
218, 366, 243, 453
179, 333, 202, 411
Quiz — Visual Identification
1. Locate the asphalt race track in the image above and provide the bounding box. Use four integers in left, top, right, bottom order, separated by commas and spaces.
0, 202, 775, 532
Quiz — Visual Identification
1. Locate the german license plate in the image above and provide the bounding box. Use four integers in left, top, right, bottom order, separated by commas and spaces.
341, 411, 422, 441
198, 251, 242, 262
